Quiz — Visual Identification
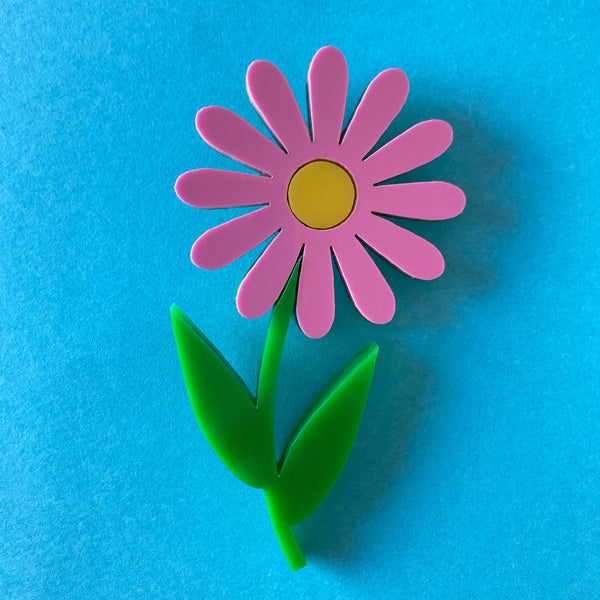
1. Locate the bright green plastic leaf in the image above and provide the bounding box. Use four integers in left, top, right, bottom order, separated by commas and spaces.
264, 343, 379, 526
170, 304, 276, 488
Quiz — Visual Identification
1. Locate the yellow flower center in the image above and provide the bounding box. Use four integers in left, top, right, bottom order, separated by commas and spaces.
287, 160, 356, 229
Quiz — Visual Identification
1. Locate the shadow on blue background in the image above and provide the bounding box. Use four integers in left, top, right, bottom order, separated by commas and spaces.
300, 103, 520, 563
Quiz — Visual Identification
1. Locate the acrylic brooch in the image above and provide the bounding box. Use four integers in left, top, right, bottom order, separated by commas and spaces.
172, 46, 465, 570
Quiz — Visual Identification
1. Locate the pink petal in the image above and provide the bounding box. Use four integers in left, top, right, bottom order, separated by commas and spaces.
237, 232, 302, 319
296, 243, 335, 338
364, 119, 453, 184
333, 236, 395, 324
246, 60, 309, 152
358, 214, 445, 280
196, 106, 285, 175
191, 207, 279, 270
175, 169, 273, 209
370, 181, 466, 220
342, 68, 409, 157
307, 46, 348, 144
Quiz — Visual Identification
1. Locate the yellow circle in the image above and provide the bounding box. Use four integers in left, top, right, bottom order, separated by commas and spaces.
287, 160, 356, 229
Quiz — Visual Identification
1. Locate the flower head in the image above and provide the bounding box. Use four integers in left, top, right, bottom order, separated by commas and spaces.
176, 46, 465, 338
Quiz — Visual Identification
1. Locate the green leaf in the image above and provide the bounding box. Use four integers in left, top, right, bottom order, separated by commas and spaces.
170, 304, 276, 488
264, 343, 379, 526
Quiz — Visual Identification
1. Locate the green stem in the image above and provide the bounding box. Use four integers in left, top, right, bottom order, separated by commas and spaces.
265, 491, 306, 572
255, 260, 300, 473
256, 260, 300, 408
256, 260, 305, 569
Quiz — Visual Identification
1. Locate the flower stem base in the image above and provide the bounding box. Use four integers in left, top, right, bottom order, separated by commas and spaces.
266, 497, 306, 572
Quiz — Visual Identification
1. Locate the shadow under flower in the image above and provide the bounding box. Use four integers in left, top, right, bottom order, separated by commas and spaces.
296, 97, 519, 565
297, 340, 432, 563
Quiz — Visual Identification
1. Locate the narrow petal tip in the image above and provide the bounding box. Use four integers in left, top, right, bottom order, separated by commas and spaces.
174, 170, 202, 206
174, 172, 187, 202
246, 59, 272, 79
297, 316, 333, 339
382, 67, 409, 96
371, 299, 396, 324
309, 46, 347, 80
313, 45, 344, 60
451, 186, 467, 217
432, 119, 454, 147
190, 236, 212, 269
420, 254, 445, 280
195, 106, 218, 138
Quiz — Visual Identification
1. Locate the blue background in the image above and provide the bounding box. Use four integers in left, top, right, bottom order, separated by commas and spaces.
2, 1, 599, 597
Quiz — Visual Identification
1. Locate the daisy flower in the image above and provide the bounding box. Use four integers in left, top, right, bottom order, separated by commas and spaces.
176, 46, 465, 338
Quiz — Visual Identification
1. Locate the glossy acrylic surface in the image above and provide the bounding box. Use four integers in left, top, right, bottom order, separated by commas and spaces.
178, 47, 465, 338
171, 264, 378, 570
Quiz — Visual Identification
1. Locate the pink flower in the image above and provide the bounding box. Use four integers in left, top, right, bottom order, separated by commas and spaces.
176, 46, 465, 338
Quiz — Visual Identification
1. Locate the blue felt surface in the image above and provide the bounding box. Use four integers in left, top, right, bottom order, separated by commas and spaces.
2, 1, 600, 597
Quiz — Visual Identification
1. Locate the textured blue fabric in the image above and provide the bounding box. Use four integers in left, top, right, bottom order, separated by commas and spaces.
1, 1, 599, 597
